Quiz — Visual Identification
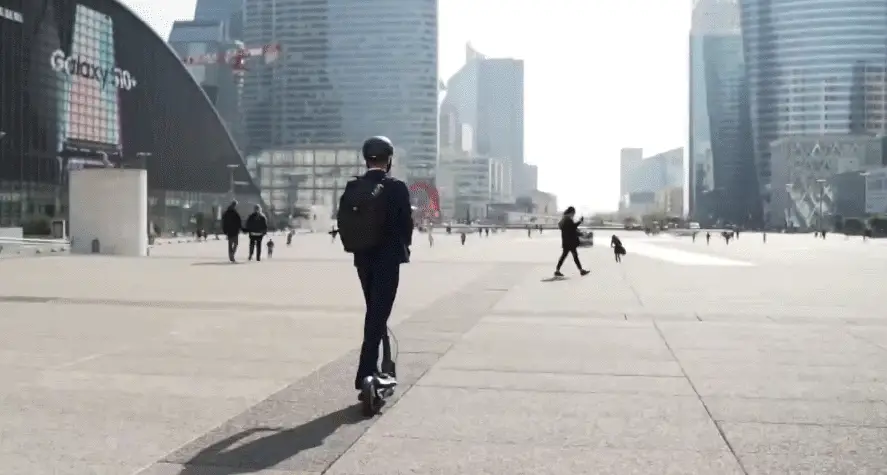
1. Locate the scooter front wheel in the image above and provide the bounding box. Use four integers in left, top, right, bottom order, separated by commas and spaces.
361, 377, 380, 416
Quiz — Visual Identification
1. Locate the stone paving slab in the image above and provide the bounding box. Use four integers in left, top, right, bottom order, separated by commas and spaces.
141, 465, 312, 475
417, 368, 696, 396
325, 437, 744, 475
153, 261, 530, 474
723, 423, 887, 473
0, 234, 516, 474
4, 231, 887, 473
704, 397, 887, 427
366, 387, 724, 450
431, 321, 686, 377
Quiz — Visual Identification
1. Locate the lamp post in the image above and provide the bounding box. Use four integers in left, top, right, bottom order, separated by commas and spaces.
784, 183, 793, 230
226, 164, 240, 198
816, 178, 827, 232
860, 171, 871, 218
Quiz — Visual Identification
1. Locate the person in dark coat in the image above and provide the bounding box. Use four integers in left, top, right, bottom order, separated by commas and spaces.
611, 234, 626, 263
221, 200, 243, 262
348, 136, 413, 395
245, 205, 269, 261
554, 206, 590, 277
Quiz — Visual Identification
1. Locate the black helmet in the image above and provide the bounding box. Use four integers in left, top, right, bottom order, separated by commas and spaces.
362, 136, 394, 161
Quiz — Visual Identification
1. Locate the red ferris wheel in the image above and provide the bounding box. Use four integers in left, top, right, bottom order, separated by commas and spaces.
408, 181, 440, 219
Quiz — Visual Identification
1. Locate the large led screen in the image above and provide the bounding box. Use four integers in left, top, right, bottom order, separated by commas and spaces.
0, 0, 251, 194
53, 4, 135, 168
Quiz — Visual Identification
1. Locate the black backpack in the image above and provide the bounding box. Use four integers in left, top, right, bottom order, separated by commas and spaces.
337, 177, 388, 253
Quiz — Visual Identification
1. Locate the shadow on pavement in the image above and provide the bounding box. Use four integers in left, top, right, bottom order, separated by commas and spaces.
190, 261, 239, 266
178, 404, 365, 474
540, 276, 569, 282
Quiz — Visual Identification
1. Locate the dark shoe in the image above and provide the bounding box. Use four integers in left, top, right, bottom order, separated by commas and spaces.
580, 269, 590, 276
554, 271, 565, 277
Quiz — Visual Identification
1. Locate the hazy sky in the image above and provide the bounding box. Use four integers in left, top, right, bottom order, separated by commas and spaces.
122, 0, 690, 212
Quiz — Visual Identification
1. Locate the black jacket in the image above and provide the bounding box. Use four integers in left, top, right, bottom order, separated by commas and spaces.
221, 207, 242, 236
559, 216, 583, 249
348, 169, 413, 267
245, 212, 268, 236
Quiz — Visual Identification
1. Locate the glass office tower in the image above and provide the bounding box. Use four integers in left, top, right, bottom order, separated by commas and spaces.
241, 0, 438, 185
741, 0, 887, 212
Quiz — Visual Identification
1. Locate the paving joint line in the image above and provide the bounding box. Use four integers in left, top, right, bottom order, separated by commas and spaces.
435, 367, 686, 378
621, 262, 645, 307
413, 383, 699, 397
841, 326, 887, 356
651, 320, 750, 475
713, 419, 887, 429
360, 433, 737, 452
318, 264, 530, 473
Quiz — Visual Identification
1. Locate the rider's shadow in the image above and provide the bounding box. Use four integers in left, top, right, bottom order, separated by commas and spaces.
177, 404, 365, 474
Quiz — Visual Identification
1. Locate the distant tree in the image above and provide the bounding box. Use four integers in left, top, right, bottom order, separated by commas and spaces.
515, 196, 534, 214
642, 213, 668, 225
194, 212, 206, 230
833, 215, 844, 232
869, 215, 887, 236
844, 217, 864, 235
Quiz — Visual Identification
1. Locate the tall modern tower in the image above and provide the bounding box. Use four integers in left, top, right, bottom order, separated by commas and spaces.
440, 44, 525, 193
741, 0, 887, 213
241, 0, 438, 185
194, 0, 243, 39
169, 0, 247, 151
689, 0, 755, 224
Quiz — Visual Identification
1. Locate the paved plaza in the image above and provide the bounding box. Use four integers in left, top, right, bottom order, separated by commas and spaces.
1, 229, 886, 474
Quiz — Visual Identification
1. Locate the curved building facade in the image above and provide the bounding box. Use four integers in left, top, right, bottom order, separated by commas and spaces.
0, 0, 261, 231
741, 0, 887, 212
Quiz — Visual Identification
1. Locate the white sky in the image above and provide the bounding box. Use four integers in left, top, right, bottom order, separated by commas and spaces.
122, 0, 690, 213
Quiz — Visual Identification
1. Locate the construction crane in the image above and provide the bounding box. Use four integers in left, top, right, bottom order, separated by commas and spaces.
180, 41, 281, 73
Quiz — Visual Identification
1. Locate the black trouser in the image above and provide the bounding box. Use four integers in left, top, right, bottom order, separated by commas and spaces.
227, 234, 239, 261
248, 235, 264, 260
556, 247, 582, 271
355, 261, 400, 389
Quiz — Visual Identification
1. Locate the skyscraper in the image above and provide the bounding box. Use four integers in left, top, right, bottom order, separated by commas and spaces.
194, 0, 243, 39
241, 0, 438, 184
619, 147, 643, 209
689, 0, 755, 224
741, 0, 887, 212
168, 0, 246, 150
440, 44, 525, 194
